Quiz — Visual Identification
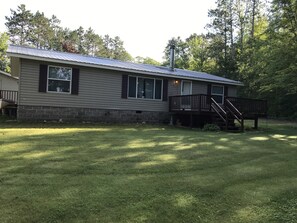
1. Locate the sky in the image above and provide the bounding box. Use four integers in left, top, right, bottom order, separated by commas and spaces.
0, 0, 216, 62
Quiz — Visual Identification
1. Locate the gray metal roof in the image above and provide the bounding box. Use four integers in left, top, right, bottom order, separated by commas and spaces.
7, 45, 242, 86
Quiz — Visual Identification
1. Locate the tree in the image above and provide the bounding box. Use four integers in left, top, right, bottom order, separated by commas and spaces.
206, 0, 237, 78
257, 0, 297, 117
5, 4, 33, 45
0, 32, 10, 72
30, 11, 52, 49
163, 37, 190, 69
186, 34, 216, 73
97, 35, 132, 61
4, 4, 132, 61
83, 27, 102, 56
135, 56, 161, 66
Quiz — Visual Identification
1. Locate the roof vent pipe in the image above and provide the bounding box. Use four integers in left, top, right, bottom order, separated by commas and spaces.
169, 44, 175, 71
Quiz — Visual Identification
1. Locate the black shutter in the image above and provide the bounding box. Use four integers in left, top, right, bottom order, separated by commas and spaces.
207, 84, 211, 104
162, 79, 168, 101
224, 86, 228, 97
71, 68, 79, 95
121, 74, 128, 99
39, 64, 48, 92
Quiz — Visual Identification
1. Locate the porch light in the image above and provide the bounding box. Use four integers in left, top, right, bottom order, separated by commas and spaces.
174, 80, 179, 85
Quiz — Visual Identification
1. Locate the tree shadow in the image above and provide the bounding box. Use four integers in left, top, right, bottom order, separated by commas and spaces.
0, 123, 296, 222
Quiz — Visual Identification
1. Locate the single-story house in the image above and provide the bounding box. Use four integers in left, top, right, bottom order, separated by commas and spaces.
7, 45, 267, 129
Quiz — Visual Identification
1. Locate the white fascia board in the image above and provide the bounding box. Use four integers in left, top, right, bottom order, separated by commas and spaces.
7, 52, 244, 86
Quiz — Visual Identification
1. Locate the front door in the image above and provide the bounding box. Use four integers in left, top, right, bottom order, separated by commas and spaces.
181, 81, 192, 109
181, 81, 192, 95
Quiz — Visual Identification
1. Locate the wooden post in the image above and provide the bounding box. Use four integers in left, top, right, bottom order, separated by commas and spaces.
254, 116, 258, 129
190, 114, 193, 128
241, 119, 244, 132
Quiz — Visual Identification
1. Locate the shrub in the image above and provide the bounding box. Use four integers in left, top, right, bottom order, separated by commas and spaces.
202, 123, 220, 131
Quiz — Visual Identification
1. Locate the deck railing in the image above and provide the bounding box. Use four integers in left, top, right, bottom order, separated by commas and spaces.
0, 90, 18, 104
226, 97, 267, 115
169, 94, 267, 116
169, 94, 211, 112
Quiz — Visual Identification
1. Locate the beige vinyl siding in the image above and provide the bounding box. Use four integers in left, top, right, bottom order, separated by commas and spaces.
19, 59, 169, 112
10, 57, 20, 78
228, 86, 237, 97
0, 74, 18, 91
192, 82, 207, 94
19, 59, 238, 112
168, 79, 180, 96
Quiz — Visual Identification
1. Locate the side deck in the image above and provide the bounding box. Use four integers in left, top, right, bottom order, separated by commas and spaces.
169, 94, 268, 131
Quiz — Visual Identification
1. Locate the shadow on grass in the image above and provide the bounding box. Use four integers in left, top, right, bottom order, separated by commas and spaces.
0, 121, 297, 222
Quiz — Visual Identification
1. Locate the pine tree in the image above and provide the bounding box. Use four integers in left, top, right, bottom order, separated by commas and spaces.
5, 4, 33, 46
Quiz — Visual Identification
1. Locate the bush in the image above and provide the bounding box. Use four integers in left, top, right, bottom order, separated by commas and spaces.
202, 123, 220, 132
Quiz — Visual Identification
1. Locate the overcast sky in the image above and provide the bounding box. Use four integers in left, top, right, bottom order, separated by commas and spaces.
0, 0, 216, 61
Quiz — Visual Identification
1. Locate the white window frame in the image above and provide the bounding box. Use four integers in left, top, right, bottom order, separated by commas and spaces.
181, 80, 192, 95
127, 75, 163, 100
211, 85, 224, 104
47, 65, 72, 94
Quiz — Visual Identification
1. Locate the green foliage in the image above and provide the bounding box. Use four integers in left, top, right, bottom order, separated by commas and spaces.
163, 35, 217, 73
163, 0, 296, 118
0, 32, 10, 72
163, 37, 190, 69
202, 123, 220, 131
5, 4, 33, 45
134, 56, 161, 66
5, 4, 132, 61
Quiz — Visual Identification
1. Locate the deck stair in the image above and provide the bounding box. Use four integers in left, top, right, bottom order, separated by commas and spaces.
211, 98, 244, 132
169, 94, 267, 131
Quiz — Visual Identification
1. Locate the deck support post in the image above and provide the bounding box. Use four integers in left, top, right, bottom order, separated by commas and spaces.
254, 116, 258, 129
190, 114, 193, 128
170, 115, 173, 125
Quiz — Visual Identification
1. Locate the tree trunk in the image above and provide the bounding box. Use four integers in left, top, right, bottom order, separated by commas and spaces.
251, 0, 256, 38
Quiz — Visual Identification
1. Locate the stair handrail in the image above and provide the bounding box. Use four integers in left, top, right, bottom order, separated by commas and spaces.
211, 98, 228, 129
225, 99, 244, 131
225, 99, 242, 116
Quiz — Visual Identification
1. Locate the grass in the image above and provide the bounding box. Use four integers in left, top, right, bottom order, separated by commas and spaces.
0, 119, 297, 223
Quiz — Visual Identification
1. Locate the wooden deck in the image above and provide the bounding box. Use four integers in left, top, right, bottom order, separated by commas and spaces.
169, 94, 268, 131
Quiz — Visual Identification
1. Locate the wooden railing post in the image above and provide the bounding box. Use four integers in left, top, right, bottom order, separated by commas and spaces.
199, 95, 201, 113
0, 90, 18, 104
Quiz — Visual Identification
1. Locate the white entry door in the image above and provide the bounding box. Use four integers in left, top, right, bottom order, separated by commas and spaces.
181, 81, 192, 109
181, 81, 192, 95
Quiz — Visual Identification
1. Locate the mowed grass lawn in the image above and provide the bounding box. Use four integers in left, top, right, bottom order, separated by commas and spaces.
0, 120, 297, 223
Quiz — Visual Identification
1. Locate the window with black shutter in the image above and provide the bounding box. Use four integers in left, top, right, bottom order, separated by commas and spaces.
39, 64, 79, 95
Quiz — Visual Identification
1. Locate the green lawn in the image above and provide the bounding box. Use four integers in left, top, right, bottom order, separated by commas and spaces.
0, 119, 297, 223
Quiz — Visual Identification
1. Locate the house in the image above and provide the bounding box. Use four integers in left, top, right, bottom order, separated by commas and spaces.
7, 45, 267, 129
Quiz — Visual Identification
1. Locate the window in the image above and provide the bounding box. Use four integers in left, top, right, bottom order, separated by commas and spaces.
211, 85, 224, 104
128, 76, 162, 100
47, 66, 72, 93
